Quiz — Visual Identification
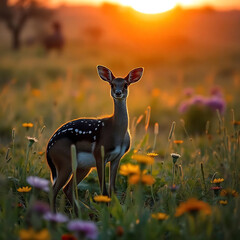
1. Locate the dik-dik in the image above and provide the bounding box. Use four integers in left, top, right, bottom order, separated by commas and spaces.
46, 66, 143, 211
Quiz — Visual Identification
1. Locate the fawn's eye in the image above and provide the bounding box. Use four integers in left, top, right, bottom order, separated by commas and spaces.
124, 83, 128, 89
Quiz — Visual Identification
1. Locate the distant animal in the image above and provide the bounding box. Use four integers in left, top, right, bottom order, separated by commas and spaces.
46, 65, 143, 211
43, 21, 65, 52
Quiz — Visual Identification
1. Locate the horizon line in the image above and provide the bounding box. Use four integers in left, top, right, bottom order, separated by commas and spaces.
50, 2, 240, 12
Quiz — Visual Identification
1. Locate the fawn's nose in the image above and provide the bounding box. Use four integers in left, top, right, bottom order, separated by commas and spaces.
115, 90, 122, 96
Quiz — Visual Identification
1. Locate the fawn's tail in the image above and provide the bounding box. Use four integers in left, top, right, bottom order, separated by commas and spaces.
46, 151, 57, 184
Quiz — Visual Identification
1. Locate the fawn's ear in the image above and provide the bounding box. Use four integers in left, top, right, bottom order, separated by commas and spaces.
125, 67, 144, 84
97, 65, 115, 83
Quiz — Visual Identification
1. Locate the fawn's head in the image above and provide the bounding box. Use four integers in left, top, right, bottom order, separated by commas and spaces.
97, 66, 143, 100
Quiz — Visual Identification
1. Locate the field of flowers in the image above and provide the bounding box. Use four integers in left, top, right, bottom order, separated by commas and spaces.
0, 44, 240, 240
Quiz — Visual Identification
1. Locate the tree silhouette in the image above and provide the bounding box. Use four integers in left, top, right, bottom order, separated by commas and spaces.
0, 0, 53, 50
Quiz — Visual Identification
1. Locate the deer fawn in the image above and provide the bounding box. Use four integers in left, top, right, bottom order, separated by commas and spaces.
46, 65, 143, 211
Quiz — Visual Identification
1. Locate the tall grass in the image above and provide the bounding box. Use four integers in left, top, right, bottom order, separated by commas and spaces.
0, 45, 240, 239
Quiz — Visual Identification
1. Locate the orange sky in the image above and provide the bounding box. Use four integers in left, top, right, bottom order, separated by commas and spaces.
51, 0, 240, 10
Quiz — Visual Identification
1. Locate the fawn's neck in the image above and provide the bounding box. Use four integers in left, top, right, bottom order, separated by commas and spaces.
112, 98, 128, 134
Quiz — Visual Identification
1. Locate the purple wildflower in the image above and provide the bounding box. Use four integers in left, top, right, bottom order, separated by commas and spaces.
183, 88, 194, 97
178, 101, 190, 113
43, 212, 69, 223
67, 220, 98, 240
32, 201, 50, 215
210, 86, 223, 98
190, 95, 207, 105
27, 176, 50, 192
206, 97, 226, 114
179, 95, 207, 114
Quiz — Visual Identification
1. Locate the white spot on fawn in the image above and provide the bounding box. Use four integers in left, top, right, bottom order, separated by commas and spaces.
89, 124, 91, 126
68, 128, 73, 131
75, 129, 78, 132
95, 128, 97, 131
102, 122, 104, 126
89, 131, 92, 134
93, 136, 96, 140
79, 130, 82, 134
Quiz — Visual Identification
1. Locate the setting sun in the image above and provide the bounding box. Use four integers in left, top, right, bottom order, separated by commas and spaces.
119, 0, 177, 14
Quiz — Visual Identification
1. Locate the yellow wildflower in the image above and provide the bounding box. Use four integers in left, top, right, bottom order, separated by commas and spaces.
142, 175, 155, 185
119, 163, 140, 176
151, 213, 169, 220
129, 174, 155, 186
151, 88, 160, 98
31, 89, 41, 97
220, 189, 238, 198
175, 198, 211, 217
19, 228, 50, 240
147, 152, 158, 158
173, 140, 184, 145
128, 174, 140, 185
219, 200, 228, 205
211, 178, 224, 184
233, 121, 240, 126
22, 123, 34, 128
94, 195, 111, 203
17, 186, 32, 193
132, 154, 154, 165
38, 151, 45, 156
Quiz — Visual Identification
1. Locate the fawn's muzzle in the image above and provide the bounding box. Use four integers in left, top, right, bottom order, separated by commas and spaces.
115, 90, 122, 96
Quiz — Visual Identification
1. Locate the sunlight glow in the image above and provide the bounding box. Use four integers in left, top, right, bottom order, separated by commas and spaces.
50, 1, 240, 12
121, 0, 177, 14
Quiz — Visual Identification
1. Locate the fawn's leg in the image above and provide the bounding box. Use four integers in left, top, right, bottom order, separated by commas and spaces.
94, 150, 108, 196
109, 158, 121, 196
63, 167, 91, 212
52, 167, 72, 212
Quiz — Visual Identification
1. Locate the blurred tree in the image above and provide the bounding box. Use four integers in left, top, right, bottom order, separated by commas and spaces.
0, 0, 53, 50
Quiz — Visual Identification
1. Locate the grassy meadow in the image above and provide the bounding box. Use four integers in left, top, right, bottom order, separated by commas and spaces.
0, 4, 240, 240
